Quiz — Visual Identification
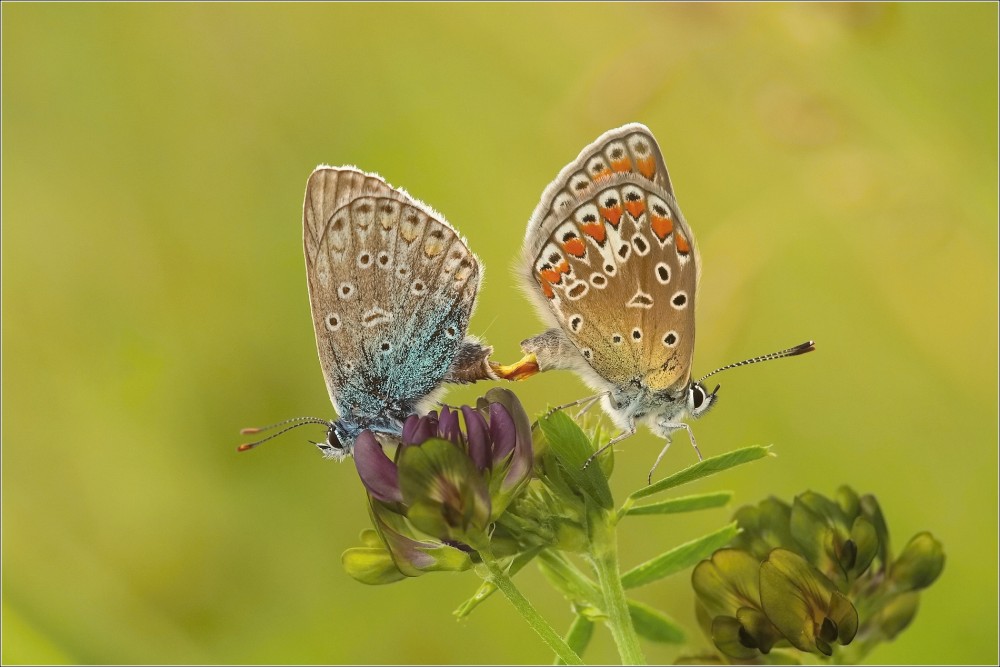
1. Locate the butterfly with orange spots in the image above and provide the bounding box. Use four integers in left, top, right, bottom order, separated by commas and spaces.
493, 123, 815, 481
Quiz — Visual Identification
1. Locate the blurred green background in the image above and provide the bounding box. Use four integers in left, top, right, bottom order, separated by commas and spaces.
3, 3, 997, 665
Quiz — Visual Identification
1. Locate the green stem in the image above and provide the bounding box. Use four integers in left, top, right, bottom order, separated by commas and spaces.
588, 511, 646, 665
480, 549, 584, 666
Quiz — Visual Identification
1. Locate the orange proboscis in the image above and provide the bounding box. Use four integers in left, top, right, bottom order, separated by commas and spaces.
651, 214, 674, 241
625, 199, 646, 220
489, 354, 541, 381
563, 237, 586, 258
599, 205, 622, 228
675, 232, 691, 254
611, 157, 632, 173
637, 156, 656, 180
581, 222, 607, 243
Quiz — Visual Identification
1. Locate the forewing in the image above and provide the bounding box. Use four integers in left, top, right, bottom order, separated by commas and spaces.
303, 166, 481, 421
520, 125, 699, 391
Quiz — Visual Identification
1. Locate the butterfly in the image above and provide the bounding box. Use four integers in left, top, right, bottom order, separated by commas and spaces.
494, 123, 814, 480
240, 166, 497, 459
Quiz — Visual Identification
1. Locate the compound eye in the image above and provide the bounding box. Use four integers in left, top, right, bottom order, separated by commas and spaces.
691, 385, 706, 410
327, 426, 345, 450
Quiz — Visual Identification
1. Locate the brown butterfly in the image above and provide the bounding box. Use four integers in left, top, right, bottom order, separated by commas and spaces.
495, 124, 814, 481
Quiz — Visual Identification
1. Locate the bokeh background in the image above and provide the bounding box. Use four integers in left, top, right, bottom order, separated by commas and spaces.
3, 3, 997, 665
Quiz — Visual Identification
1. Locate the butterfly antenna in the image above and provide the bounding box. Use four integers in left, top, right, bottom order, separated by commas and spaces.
697, 340, 816, 383
237, 417, 331, 452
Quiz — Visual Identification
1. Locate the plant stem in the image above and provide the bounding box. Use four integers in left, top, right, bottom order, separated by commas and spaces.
480, 549, 585, 666
588, 510, 646, 665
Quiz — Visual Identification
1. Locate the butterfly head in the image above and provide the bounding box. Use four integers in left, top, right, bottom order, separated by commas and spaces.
316, 421, 354, 461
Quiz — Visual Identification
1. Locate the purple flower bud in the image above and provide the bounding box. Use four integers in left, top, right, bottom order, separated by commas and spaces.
437, 406, 462, 445
462, 406, 491, 471
353, 431, 403, 503
488, 402, 516, 464
403, 414, 437, 446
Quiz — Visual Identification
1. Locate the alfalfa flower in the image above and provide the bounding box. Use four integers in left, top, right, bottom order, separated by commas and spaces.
691, 486, 944, 662
342, 389, 533, 584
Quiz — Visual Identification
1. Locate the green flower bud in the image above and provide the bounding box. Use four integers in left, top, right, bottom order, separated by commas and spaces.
890, 532, 945, 592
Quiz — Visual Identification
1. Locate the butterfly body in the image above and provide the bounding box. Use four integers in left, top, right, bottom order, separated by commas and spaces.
301, 166, 495, 459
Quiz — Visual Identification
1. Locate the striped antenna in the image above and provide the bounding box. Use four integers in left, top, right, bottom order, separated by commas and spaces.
237, 417, 331, 452
697, 341, 816, 383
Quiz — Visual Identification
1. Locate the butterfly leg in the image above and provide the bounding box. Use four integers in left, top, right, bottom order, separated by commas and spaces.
660, 422, 704, 461
647, 436, 673, 485
545, 391, 611, 419
529, 391, 611, 433
582, 424, 637, 470
647, 423, 703, 484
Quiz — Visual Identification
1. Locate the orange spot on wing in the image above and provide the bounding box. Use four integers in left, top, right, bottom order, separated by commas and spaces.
563, 237, 586, 258
625, 199, 646, 220
675, 232, 691, 255
650, 213, 674, 241
540, 268, 562, 284
637, 156, 656, 180
611, 157, 632, 173
592, 167, 613, 182
599, 204, 622, 228
540, 280, 555, 299
556, 260, 571, 275
581, 222, 607, 244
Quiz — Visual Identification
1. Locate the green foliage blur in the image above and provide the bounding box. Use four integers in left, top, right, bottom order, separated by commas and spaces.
3, 4, 997, 664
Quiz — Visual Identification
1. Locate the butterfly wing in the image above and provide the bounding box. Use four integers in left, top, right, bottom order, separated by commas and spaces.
303, 166, 483, 427
520, 124, 700, 393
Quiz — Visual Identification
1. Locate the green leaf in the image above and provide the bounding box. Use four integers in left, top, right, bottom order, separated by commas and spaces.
453, 548, 540, 618
623, 491, 732, 517
627, 446, 771, 503
340, 547, 407, 585
629, 599, 685, 644
537, 556, 595, 603
622, 522, 740, 589
556, 615, 595, 665
538, 411, 613, 510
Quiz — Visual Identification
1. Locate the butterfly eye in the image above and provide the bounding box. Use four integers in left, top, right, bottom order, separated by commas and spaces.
689, 382, 717, 417
326, 426, 345, 451
692, 385, 705, 409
